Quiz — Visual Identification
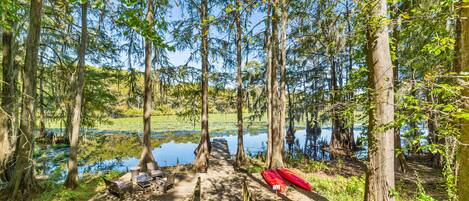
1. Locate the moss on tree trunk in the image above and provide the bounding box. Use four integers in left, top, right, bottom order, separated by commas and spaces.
457, 1, 469, 200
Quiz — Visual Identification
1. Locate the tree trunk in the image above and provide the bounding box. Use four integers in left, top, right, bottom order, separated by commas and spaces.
194, 0, 211, 173
1, 17, 17, 181
235, 0, 247, 167
62, 14, 72, 144
65, 2, 88, 189
64, 104, 72, 143
329, 57, 339, 156
264, 2, 273, 168
345, 0, 355, 150
286, 82, 295, 152
245, 33, 251, 112
279, 0, 287, 158
0, 112, 11, 182
457, 1, 469, 200
39, 66, 46, 138
268, 0, 284, 169
139, 0, 157, 171
329, 57, 352, 158
6, 0, 43, 199
391, 0, 407, 172
364, 0, 395, 200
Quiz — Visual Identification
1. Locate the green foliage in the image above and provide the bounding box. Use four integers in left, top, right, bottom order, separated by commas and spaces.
415, 175, 438, 201
0, 0, 21, 30
82, 66, 119, 127
304, 161, 329, 173
422, 36, 455, 56
121, 107, 142, 117
246, 164, 263, 173
116, 0, 170, 48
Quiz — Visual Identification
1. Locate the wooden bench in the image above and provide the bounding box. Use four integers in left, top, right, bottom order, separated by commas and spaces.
102, 177, 132, 197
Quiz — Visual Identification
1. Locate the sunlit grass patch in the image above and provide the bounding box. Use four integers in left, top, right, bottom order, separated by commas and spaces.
307, 173, 365, 201
46, 113, 275, 134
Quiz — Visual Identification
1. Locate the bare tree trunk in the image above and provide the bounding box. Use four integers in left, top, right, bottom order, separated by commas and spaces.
391, 0, 407, 172
64, 105, 72, 143
457, 1, 469, 200
194, 0, 211, 173
235, 0, 247, 167
286, 83, 295, 152
65, 2, 88, 189
0, 112, 11, 182
268, 0, 284, 169
6, 0, 43, 199
329, 57, 353, 158
329, 57, 340, 157
1, 17, 17, 181
39, 66, 46, 138
364, 0, 395, 200
139, 0, 157, 171
243, 26, 251, 114
279, 0, 287, 158
127, 32, 134, 108
62, 17, 72, 144
264, 2, 273, 168
345, 0, 355, 150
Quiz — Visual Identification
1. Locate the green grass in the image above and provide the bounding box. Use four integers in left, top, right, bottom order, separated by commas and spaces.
33, 171, 123, 201
306, 173, 435, 201
47, 113, 299, 133
307, 174, 365, 201
34, 178, 104, 201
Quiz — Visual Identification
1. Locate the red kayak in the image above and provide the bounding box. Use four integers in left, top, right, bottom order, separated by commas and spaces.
261, 169, 286, 193
277, 168, 312, 191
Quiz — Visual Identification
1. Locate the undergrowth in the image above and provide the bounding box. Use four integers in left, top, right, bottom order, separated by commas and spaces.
33, 171, 123, 201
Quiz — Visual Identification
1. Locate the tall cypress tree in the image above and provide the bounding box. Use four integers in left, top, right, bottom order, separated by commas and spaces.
364, 0, 395, 200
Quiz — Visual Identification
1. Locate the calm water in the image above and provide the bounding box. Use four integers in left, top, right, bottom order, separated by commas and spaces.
36, 127, 366, 180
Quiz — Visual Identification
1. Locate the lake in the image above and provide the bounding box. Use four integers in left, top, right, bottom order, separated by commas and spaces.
35, 127, 366, 180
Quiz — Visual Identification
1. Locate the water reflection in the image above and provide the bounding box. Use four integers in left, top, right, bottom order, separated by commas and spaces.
36, 127, 365, 181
